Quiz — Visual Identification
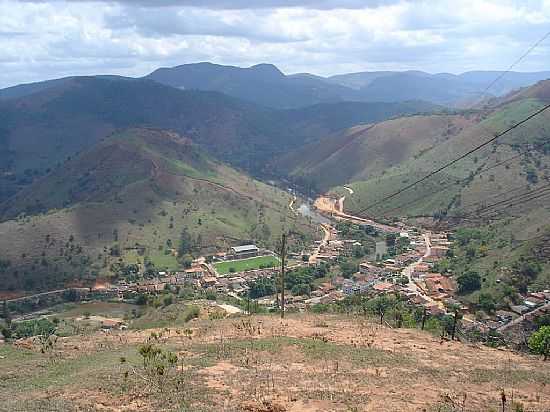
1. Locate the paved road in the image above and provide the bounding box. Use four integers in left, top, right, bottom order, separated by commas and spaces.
497, 302, 550, 332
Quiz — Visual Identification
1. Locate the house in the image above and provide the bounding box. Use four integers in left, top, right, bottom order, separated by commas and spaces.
495, 310, 515, 323
424, 274, 455, 296
201, 276, 218, 288
430, 246, 449, 258
359, 262, 382, 276
524, 297, 543, 308
100, 319, 127, 330
510, 305, 530, 315
373, 282, 393, 293
342, 279, 355, 295
185, 266, 205, 279
230, 244, 259, 258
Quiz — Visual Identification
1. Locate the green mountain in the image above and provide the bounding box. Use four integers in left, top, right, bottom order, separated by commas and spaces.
0, 75, 438, 204
0, 128, 314, 292
148, 63, 550, 108
145, 62, 356, 109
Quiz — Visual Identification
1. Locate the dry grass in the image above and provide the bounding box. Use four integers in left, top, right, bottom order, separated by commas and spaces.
1, 312, 549, 411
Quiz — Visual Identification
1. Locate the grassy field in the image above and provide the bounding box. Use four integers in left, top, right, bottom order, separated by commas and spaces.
214, 255, 280, 274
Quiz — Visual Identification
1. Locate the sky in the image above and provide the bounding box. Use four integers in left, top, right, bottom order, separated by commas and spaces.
0, 0, 549, 88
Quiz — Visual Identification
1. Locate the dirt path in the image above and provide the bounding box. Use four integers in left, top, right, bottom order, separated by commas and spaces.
289, 195, 298, 215
309, 224, 333, 264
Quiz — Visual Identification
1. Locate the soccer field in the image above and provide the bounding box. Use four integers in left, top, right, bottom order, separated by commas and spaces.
214, 255, 280, 274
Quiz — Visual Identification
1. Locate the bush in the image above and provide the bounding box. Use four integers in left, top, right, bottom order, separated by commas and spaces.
135, 294, 148, 305
162, 294, 174, 307
182, 305, 200, 322
457, 271, 481, 294
528, 325, 550, 360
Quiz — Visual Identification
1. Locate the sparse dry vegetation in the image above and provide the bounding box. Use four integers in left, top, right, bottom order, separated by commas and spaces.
1, 310, 549, 411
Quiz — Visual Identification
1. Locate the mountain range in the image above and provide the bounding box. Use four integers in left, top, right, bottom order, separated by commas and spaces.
2, 63, 550, 109
0, 62, 549, 293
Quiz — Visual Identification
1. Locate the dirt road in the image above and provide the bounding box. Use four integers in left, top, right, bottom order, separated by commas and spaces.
309, 223, 333, 264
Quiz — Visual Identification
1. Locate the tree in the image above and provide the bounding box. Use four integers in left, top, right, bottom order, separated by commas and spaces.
2, 300, 11, 328
291, 283, 311, 297
249, 278, 276, 299
529, 326, 550, 360
367, 295, 395, 325
135, 294, 148, 305
457, 271, 481, 294
340, 261, 358, 278
162, 294, 174, 307
478, 292, 496, 314
178, 228, 193, 256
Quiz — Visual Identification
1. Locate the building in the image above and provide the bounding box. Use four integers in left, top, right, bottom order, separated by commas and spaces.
230, 244, 259, 258
430, 246, 449, 258
185, 266, 205, 279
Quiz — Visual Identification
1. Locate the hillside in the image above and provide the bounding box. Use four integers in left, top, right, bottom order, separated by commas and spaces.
342, 90, 550, 220
0, 76, 437, 203
0, 128, 315, 292
276, 113, 477, 191
1, 311, 549, 411
297, 81, 550, 298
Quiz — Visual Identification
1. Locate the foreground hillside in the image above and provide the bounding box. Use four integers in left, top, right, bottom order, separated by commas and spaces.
1, 311, 549, 412
0, 128, 314, 292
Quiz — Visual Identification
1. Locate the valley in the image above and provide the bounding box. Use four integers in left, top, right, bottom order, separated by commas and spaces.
1, 53, 550, 411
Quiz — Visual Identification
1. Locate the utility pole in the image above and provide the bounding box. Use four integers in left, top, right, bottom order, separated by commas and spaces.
280, 232, 287, 319
451, 309, 459, 341
421, 307, 427, 331
2, 300, 11, 329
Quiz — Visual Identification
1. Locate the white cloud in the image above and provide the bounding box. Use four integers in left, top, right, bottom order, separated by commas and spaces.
0, 0, 549, 88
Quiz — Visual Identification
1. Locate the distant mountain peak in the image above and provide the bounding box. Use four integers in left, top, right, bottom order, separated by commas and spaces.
248, 63, 284, 77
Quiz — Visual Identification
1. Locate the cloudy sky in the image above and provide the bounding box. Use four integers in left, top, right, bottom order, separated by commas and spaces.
0, 0, 549, 88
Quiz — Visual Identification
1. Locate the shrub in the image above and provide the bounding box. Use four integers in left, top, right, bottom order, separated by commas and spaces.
182, 305, 200, 322
528, 325, 550, 360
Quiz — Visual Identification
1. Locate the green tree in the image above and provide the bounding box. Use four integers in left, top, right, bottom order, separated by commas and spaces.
367, 295, 395, 325
340, 261, 359, 278
135, 294, 148, 305
178, 228, 193, 256
457, 271, 481, 294
249, 277, 276, 299
2, 300, 11, 328
162, 294, 174, 307
478, 292, 496, 314
528, 326, 550, 360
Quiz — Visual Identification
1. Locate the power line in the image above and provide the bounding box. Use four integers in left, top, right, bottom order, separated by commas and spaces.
453, 182, 550, 219
351, 29, 550, 219
475, 30, 550, 103
375, 140, 549, 217
355, 102, 550, 217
